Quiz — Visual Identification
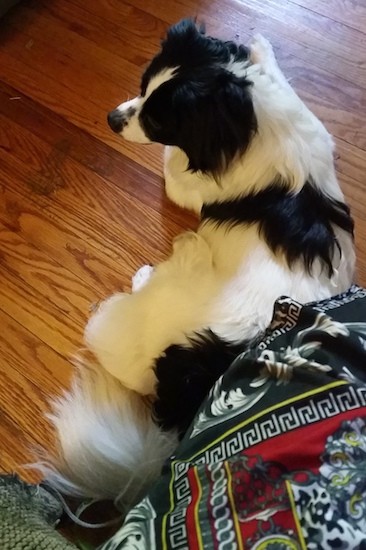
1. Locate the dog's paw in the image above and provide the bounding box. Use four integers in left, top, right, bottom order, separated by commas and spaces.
250, 34, 275, 66
132, 265, 154, 292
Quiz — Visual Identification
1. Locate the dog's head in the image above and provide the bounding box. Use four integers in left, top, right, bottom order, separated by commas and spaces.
108, 19, 257, 177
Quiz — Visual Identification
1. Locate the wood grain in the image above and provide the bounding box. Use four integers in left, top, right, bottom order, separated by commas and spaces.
287, 0, 366, 34
0, 0, 365, 485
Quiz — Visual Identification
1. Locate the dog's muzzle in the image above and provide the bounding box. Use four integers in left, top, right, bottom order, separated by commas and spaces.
107, 109, 126, 133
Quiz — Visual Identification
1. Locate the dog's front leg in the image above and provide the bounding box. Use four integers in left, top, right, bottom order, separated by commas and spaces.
132, 264, 155, 292
250, 34, 293, 92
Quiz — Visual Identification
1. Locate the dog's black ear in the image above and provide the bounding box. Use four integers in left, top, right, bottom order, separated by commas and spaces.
177, 73, 257, 177
166, 18, 205, 41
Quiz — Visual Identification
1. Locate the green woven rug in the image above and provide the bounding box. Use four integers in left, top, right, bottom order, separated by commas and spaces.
0, 474, 77, 549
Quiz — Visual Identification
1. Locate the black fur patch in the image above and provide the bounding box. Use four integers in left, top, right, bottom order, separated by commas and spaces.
201, 181, 354, 276
153, 331, 247, 438
141, 19, 250, 95
138, 18, 257, 176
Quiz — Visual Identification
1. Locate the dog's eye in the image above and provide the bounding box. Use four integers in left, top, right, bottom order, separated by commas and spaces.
145, 114, 162, 131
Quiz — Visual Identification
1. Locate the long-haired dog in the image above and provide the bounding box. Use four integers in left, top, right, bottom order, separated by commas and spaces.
41, 20, 355, 511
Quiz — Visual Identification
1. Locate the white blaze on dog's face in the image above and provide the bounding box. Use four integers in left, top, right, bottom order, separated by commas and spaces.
107, 19, 256, 176
110, 97, 146, 143
108, 67, 178, 143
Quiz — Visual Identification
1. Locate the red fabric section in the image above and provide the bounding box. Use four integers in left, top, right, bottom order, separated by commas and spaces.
244, 407, 366, 472
185, 467, 202, 550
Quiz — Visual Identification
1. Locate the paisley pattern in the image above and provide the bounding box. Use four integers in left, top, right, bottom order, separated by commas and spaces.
100, 286, 366, 550
190, 376, 270, 438
293, 417, 366, 549
189, 308, 352, 440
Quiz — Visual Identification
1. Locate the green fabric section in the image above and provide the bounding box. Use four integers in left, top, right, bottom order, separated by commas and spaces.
0, 475, 77, 549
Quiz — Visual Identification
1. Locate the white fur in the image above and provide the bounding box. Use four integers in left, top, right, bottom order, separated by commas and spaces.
116, 97, 148, 143
132, 265, 155, 292
144, 67, 178, 100
116, 68, 178, 143
39, 356, 177, 510
44, 35, 355, 505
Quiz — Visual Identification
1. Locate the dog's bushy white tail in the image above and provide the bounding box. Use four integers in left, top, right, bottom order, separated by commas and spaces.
38, 355, 177, 512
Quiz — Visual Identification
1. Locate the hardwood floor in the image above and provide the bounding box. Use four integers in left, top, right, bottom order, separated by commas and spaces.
0, 0, 365, 479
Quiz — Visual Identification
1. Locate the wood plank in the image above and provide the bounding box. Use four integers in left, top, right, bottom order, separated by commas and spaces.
0, 135, 175, 292
33, 0, 165, 66
0, 262, 82, 358
0, 47, 163, 175
0, 223, 94, 327
0, 352, 55, 449
0, 0, 164, 176
0, 307, 72, 394
0, 82, 196, 233
1, 4, 141, 103
0, 308, 69, 477
287, 0, 366, 34
336, 138, 366, 189
0, 174, 131, 294
0, 415, 41, 480
0, 103, 194, 231
0, 112, 179, 249
0, 309, 65, 477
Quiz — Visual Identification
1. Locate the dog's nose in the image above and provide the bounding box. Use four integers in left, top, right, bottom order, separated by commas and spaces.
107, 109, 125, 133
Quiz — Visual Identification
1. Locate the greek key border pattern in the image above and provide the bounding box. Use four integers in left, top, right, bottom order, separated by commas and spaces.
167, 475, 191, 549
194, 385, 366, 465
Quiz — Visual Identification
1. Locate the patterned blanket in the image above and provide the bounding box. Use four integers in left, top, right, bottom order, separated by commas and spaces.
103, 285, 366, 550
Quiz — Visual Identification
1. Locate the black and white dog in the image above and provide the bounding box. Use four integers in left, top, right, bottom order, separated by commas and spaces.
44, 20, 355, 509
